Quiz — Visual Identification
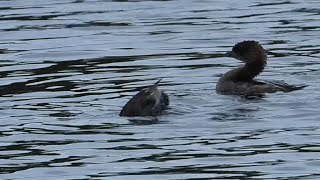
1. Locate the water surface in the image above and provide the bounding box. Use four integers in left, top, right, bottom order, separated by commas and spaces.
1, 0, 320, 179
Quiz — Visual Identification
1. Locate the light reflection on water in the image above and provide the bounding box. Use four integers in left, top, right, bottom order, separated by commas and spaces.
1, 0, 320, 179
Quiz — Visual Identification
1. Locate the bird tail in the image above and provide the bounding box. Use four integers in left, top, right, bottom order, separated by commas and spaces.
265, 80, 307, 92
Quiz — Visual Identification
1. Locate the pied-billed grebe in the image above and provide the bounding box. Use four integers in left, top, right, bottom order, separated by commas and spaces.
119, 79, 169, 117
216, 40, 306, 96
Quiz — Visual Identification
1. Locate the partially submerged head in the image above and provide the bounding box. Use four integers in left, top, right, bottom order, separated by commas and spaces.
226, 41, 267, 63
119, 79, 169, 117
139, 79, 163, 109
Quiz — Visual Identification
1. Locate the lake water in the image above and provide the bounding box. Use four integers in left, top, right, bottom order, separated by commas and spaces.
1, 0, 320, 179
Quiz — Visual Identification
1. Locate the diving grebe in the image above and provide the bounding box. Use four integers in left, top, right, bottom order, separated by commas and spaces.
119, 79, 169, 117
216, 40, 306, 95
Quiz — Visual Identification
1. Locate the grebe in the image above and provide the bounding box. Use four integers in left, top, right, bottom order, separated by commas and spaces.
119, 79, 169, 117
216, 40, 306, 96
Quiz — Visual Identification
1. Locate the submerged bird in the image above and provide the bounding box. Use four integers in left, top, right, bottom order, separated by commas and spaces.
216, 40, 306, 96
119, 79, 169, 117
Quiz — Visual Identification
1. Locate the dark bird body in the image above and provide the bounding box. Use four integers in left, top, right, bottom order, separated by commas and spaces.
119, 79, 169, 117
216, 41, 306, 96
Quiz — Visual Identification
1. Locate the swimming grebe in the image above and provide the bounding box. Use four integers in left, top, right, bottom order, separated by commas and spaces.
119, 79, 169, 117
216, 40, 306, 95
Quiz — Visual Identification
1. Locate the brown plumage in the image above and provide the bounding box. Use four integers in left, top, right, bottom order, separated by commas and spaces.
216, 41, 306, 96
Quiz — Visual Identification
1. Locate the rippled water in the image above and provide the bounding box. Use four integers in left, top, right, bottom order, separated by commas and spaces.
1, 0, 320, 179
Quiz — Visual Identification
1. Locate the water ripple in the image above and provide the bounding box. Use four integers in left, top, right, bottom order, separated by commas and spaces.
1, 0, 320, 179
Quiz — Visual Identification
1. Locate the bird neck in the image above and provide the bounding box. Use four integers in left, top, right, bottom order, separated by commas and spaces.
233, 59, 266, 82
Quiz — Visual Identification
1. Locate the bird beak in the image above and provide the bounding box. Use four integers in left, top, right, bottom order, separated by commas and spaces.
147, 78, 162, 93
225, 51, 235, 58
154, 78, 162, 87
